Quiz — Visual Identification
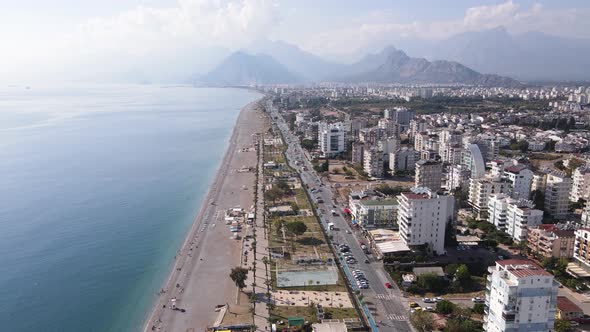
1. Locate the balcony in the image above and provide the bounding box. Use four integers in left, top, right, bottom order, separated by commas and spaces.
502, 311, 516, 321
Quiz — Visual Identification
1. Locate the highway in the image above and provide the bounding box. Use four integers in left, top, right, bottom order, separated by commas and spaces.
266, 101, 413, 332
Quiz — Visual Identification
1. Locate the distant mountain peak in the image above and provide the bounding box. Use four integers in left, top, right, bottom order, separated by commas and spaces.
200, 51, 300, 85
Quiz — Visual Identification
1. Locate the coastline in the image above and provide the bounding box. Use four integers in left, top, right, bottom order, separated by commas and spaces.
142, 97, 264, 332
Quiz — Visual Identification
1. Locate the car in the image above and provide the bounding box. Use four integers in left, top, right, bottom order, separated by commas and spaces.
409, 302, 420, 308
434, 297, 444, 302
425, 306, 434, 312
472, 297, 485, 303
364, 259, 370, 264
385, 282, 392, 289
570, 321, 580, 327
345, 230, 351, 234
423, 298, 435, 303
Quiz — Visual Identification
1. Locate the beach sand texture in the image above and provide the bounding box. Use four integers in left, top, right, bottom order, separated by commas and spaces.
143, 100, 265, 332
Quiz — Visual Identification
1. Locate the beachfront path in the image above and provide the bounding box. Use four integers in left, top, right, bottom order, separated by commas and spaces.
143, 101, 265, 332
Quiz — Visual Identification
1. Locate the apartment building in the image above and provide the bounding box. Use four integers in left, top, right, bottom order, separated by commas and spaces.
445, 164, 471, 191
349, 199, 398, 230
469, 178, 511, 219
488, 194, 543, 241
505, 200, 544, 242
503, 165, 534, 200
389, 147, 416, 173
488, 193, 510, 231
318, 122, 346, 157
570, 166, 590, 202
544, 171, 572, 219
483, 259, 558, 332
527, 225, 575, 259
363, 148, 384, 179
397, 187, 454, 255
415, 159, 443, 191
570, 229, 590, 277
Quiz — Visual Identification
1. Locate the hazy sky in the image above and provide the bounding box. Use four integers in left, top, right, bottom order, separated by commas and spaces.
1, 0, 589, 83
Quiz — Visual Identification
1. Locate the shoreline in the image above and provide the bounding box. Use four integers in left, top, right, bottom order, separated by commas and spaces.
141, 98, 264, 332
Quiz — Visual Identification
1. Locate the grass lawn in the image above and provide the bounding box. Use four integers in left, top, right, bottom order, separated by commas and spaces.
323, 307, 358, 320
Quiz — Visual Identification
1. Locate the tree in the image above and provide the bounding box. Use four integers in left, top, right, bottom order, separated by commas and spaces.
230, 266, 249, 290
530, 190, 545, 210
456, 264, 471, 284
410, 310, 434, 332
436, 300, 455, 315
472, 303, 485, 315
555, 319, 573, 332
416, 273, 448, 293
285, 221, 307, 237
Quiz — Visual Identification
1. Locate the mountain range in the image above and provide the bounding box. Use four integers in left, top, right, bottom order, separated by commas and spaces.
199, 45, 521, 87
198, 26, 590, 86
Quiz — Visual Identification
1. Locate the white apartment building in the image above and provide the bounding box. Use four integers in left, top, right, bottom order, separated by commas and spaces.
318, 122, 346, 157
415, 159, 443, 191
544, 171, 572, 219
570, 166, 590, 202
363, 148, 384, 178
469, 178, 512, 219
505, 201, 544, 242
570, 228, 590, 277
377, 119, 399, 137
445, 164, 471, 191
378, 137, 399, 157
488, 194, 510, 231
483, 259, 557, 332
397, 187, 454, 255
439, 130, 462, 165
504, 165, 534, 200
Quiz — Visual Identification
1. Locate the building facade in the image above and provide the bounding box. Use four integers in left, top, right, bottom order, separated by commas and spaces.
415, 159, 443, 192
544, 171, 572, 219
318, 122, 346, 157
483, 259, 557, 332
398, 187, 454, 255
527, 225, 575, 259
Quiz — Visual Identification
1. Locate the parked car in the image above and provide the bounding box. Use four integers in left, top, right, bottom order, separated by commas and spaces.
472, 297, 485, 303
423, 298, 435, 303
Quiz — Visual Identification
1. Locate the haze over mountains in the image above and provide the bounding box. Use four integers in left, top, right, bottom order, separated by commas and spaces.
199, 26, 590, 86
200, 44, 521, 87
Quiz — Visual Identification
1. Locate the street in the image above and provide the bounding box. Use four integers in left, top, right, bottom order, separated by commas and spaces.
267, 101, 413, 332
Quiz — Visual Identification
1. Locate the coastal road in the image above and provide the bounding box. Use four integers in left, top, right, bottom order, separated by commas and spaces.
267, 101, 413, 332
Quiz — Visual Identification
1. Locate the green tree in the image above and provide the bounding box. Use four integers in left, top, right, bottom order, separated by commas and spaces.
229, 266, 249, 290
554, 319, 573, 332
410, 310, 434, 332
456, 264, 471, 284
436, 300, 455, 315
285, 221, 307, 237
472, 303, 485, 315
416, 273, 448, 293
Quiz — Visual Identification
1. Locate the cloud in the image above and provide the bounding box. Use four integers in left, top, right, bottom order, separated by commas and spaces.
2, 0, 280, 83
303, 1, 590, 57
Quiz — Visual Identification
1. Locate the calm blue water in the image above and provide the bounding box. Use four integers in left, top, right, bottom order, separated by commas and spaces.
0, 85, 261, 332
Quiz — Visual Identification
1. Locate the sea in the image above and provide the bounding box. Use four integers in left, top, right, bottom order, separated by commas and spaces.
0, 84, 262, 332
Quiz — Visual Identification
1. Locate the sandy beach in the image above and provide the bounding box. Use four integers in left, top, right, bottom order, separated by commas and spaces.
142, 99, 265, 332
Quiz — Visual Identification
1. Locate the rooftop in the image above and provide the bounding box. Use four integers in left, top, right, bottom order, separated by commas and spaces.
497, 259, 552, 278
360, 198, 398, 206
557, 296, 583, 313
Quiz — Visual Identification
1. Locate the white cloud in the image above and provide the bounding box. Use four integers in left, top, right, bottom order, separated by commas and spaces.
1, 0, 280, 83
303, 1, 590, 57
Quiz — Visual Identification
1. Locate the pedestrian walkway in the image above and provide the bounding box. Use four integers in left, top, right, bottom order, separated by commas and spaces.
387, 314, 407, 321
